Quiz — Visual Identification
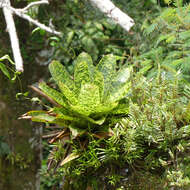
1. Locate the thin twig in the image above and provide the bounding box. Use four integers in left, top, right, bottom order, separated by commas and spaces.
42, 131, 61, 139
29, 85, 61, 107
22, 0, 49, 12
10, 7, 61, 36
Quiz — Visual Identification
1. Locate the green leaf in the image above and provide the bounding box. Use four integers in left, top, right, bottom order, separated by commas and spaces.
0, 62, 11, 79
105, 67, 131, 103
74, 60, 92, 93
72, 83, 101, 116
0, 55, 15, 65
81, 36, 99, 57
84, 115, 106, 125
39, 82, 68, 107
27, 111, 56, 123
93, 70, 104, 101
177, 125, 190, 138
97, 54, 120, 97
58, 81, 78, 105
179, 31, 190, 40
66, 30, 75, 45
114, 67, 131, 84
31, 27, 41, 34
69, 124, 86, 138
49, 36, 60, 42
108, 82, 131, 103
55, 113, 81, 123
49, 60, 74, 91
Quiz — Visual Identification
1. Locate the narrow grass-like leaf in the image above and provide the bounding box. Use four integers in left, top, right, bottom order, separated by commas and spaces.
0, 63, 11, 79
27, 111, 56, 123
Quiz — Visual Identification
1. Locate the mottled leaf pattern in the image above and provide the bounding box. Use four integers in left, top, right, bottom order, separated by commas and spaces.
39, 82, 68, 107
93, 70, 104, 101
72, 83, 100, 116
58, 81, 78, 105
28, 52, 131, 128
49, 60, 74, 91
74, 61, 92, 93
74, 52, 94, 78
97, 54, 120, 98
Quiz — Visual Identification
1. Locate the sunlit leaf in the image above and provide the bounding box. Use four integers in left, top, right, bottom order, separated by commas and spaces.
77, 82, 100, 115
49, 60, 74, 91
27, 111, 56, 123
39, 82, 68, 107
74, 60, 92, 93
58, 81, 78, 105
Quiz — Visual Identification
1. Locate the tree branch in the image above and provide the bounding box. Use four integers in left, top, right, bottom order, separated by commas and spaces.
11, 7, 61, 36
89, 0, 135, 32
28, 85, 61, 107
2, 0, 23, 72
22, 0, 49, 12
0, 0, 61, 72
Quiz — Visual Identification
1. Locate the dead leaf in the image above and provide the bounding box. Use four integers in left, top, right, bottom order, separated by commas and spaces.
60, 152, 79, 166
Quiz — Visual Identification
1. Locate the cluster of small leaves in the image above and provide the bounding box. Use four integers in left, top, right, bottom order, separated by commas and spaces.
118, 73, 190, 189
135, 2, 190, 81
44, 72, 190, 189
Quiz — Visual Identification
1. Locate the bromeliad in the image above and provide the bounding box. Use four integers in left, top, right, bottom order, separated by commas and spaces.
20, 52, 131, 165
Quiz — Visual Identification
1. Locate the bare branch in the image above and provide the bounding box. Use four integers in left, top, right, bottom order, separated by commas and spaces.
2, 0, 23, 72
29, 85, 61, 107
22, 0, 49, 12
0, 0, 61, 72
0, 2, 62, 36
12, 8, 61, 36
89, 0, 135, 32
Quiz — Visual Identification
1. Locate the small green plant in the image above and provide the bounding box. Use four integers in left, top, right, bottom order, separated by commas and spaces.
136, 3, 190, 81
21, 52, 131, 166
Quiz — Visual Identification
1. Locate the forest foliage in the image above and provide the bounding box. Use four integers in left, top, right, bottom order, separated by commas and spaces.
2, 0, 190, 189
